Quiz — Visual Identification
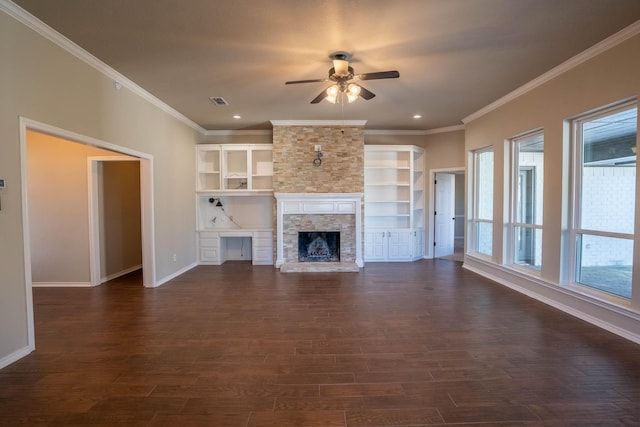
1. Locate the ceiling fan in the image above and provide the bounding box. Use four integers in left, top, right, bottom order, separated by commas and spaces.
285, 52, 400, 104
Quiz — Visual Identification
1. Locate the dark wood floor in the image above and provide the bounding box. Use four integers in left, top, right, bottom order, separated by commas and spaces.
1, 260, 639, 426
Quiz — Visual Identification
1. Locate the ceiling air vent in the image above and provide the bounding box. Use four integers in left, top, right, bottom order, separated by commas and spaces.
209, 96, 229, 106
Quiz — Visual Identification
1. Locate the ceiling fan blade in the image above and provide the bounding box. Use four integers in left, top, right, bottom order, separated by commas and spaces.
356, 70, 400, 80
358, 85, 376, 100
285, 78, 328, 85
310, 89, 328, 104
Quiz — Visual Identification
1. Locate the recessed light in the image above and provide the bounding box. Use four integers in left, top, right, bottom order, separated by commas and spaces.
413, 114, 422, 119
233, 115, 241, 119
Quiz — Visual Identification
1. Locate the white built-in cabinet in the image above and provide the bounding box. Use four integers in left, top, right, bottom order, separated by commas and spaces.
364, 145, 425, 262
197, 144, 273, 193
196, 144, 274, 265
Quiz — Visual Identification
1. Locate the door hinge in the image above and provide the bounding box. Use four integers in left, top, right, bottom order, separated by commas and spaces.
433, 242, 436, 246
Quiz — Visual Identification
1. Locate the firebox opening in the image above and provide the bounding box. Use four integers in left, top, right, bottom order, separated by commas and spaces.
298, 232, 340, 262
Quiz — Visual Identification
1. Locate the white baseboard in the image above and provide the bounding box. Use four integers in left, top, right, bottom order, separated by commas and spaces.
0, 345, 33, 369
154, 262, 198, 288
32, 281, 92, 287
101, 264, 142, 284
463, 259, 640, 345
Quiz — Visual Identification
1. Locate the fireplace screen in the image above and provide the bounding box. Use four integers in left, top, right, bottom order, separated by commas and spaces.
298, 232, 340, 262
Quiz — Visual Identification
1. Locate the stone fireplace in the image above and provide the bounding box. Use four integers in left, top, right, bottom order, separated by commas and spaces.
271, 121, 365, 272
274, 193, 363, 272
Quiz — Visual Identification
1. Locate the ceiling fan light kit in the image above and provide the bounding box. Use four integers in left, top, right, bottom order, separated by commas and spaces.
285, 52, 399, 104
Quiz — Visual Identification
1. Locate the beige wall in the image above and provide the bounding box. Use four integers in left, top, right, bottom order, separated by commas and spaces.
27, 131, 124, 284
100, 161, 142, 280
464, 33, 640, 336
424, 130, 465, 171
1, 8, 200, 363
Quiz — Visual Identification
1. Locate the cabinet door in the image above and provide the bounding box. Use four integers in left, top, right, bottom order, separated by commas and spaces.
412, 229, 425, 260
252, 231, 274, 265
199, 231, 220, 264
388, 230, 412, 260
364, 230, 387, 261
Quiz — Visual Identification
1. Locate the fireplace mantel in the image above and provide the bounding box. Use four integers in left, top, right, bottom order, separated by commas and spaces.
274, 193, 363, 270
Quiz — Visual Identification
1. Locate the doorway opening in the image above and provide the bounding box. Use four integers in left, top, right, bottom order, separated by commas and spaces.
429, 168, 465, 261
20, 118, 155, 298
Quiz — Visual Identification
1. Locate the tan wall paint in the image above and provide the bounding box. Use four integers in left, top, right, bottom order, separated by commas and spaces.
424, 130, 465, 171
1, 10, 200, 362
100, 161, 142, 280
464, 33, 640, 334
27, 131, 121, 283
465, 33, 640, 280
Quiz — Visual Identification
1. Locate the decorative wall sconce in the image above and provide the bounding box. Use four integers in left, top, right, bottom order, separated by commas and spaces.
208, 197, 223, 207
313, 145, 323, 167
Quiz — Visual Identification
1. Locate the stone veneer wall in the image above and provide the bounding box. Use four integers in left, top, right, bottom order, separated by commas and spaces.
282, 214, 356, 263
272, 126, 364, 193
272, 125, 365, 265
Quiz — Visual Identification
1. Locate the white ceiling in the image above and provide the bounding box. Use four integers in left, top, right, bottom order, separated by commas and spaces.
11, 0, 640, 131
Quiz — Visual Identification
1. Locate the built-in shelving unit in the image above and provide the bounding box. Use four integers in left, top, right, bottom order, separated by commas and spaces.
364, 145, 425, 262
195, 144, 274, 265
196, 144, 273, 193
196, 145, 221, 191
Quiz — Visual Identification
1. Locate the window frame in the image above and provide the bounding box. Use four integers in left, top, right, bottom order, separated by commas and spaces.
471, 146, 494, 258
508, 129, 544, 273
569, 100, 637, 303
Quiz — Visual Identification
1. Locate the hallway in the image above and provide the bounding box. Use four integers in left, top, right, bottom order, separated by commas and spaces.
1, 261, 638, 425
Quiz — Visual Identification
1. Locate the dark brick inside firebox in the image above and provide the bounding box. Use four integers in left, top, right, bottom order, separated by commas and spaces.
298, 232, 340, 262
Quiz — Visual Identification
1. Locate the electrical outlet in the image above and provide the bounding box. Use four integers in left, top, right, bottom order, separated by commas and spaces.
172, 253, 177, 262
315, 144, 321, 152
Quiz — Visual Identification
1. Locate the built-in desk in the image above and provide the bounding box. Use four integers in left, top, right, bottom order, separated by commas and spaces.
197, 228, 273, 265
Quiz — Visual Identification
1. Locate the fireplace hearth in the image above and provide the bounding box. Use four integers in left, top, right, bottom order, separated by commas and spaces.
298, 232, 339, 262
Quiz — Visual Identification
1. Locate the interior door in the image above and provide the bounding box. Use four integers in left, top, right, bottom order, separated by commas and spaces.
434, 173, 455, 257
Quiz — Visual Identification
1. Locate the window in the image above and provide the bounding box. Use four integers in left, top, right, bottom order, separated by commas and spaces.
472, 147, 494, 256
510, 131, 544, 270
572, 103, 637, 299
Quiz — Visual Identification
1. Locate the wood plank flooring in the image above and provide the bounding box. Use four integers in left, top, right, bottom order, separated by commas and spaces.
1, 260, 639, 426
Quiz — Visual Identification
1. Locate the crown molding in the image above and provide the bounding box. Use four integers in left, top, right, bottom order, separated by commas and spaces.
1, 0, 205, 134
364, 129, 426, 136
462, 19, 640, 124
270, 120, 367, 127
203, 124, 465, 137
422, 124, 465, 135
365, 124, 465, 136
205, 129, 272, 136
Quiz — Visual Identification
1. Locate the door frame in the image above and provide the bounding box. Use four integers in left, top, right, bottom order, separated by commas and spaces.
434, 172, 456, 258
20, 117, 156, 352
427, 167, 465, 259
88, 156, 142, 286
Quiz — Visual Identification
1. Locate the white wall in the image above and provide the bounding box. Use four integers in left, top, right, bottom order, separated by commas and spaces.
0, 4, 200, 366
